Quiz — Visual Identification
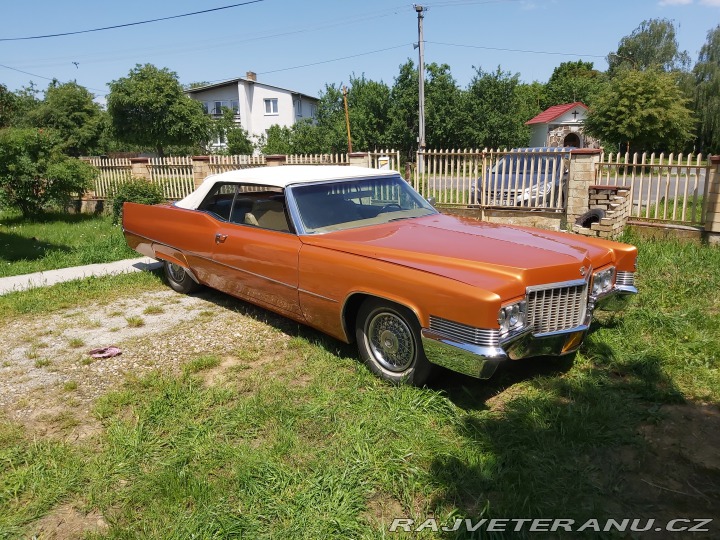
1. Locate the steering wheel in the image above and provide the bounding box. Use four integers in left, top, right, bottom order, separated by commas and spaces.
379, 203, 402, 213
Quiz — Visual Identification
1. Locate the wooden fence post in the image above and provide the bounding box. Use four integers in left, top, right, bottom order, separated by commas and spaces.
705, 155, 720, 245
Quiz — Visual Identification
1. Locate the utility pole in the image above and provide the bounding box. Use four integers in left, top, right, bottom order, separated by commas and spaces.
414, 4, 427, 173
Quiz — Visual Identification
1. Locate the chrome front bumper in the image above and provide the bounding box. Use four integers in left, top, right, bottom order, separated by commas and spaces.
421, 285, 637, 379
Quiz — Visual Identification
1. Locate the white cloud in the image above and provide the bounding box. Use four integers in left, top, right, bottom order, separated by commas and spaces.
700, 0, 720, 6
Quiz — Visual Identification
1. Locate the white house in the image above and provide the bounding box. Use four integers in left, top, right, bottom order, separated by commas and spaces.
186, 71, 319, 149
526, 102, 599, 149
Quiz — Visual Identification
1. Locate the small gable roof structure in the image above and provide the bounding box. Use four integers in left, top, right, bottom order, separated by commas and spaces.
525, 102, 597, 149
526, 102, 588, 126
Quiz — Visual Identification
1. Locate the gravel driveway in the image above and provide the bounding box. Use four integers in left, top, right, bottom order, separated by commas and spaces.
0, 288, 293, 439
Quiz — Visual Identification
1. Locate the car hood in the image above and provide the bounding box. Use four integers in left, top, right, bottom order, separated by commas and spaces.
301, 214, 617, 299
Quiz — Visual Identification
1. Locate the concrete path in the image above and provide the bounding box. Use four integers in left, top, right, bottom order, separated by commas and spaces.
0, 257, 162, 296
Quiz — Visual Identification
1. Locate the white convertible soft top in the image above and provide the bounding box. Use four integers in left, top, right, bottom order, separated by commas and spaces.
175, 165, 399, 210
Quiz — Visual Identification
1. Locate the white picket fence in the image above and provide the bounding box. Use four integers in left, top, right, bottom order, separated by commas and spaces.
596, 152, 710, 225
84, 157, 133, 198
85, 151, 402, 200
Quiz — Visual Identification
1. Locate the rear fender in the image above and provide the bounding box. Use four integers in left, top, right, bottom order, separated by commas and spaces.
152, 245, 200, 284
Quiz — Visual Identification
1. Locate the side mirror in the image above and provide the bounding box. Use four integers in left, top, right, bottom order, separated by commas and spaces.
427, 197, 436, 207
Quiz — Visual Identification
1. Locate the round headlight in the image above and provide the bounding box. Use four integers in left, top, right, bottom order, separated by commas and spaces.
498, 309, 507, 327
592, 280, 603, 296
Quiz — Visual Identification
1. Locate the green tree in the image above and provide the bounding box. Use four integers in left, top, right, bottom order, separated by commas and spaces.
107, 64, 211, 156
30, 81, 103, 157
461, 67, 530, 149
0, 128, 96, 216
607, 18, 690, 74
387, 60, 419, 159
2, 83, 41, 128
313, 83, 349, 153
694, 25, 720, 153
583, 69, 695, 154
424, 63, 465, 149
543, 61, 605, 108
345, 74, 391, 151
0, 84, 17, 128
212, 108, 254, 154
289, 119, 325, 154
260, 124, 293, 155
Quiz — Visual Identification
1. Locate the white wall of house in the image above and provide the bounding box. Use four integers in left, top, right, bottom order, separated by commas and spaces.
186, 78, 318, 149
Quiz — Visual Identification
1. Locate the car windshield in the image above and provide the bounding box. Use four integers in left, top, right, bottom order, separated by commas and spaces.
289, 175, 437, 234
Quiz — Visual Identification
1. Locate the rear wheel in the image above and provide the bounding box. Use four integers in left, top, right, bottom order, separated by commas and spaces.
355, 298, 433, 385
163, 261, 201, 294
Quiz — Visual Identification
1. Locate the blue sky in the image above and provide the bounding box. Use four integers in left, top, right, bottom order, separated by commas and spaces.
1, 0, 719, 102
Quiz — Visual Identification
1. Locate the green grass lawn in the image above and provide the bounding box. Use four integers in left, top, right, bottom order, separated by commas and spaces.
0, 210, 136, 278
1, 235, 719, 539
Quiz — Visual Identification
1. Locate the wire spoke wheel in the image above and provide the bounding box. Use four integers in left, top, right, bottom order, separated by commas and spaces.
355, 298, 432, 385
366, 311, 416, 372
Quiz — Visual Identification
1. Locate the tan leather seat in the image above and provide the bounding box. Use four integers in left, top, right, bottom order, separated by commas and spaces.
248, 199, 289, 232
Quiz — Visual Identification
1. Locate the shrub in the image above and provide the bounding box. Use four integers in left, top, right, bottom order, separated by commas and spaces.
110, 178, 165, 224
0, 128, 96, 217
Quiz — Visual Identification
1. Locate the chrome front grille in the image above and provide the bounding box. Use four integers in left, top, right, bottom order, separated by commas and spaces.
429, 316, 499, 347
526, 281, 588, 335
616, 271, 635, 287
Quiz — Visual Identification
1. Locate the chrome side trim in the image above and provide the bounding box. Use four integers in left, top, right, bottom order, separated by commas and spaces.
132, 232, 299, 292
428, 316, 499, 347
616, 271, 635, 287
298, 288, 339, 303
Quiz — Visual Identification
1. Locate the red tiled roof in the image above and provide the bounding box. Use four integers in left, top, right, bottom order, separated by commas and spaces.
525, 102, 587, 125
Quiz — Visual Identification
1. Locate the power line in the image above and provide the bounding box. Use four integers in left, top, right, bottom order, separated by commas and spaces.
0, 63, 107, 94
0, 1, 264, 42
427, 41, 607, 58
257, 44, 413, 75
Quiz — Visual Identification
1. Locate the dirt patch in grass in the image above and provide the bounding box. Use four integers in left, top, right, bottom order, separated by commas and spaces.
0, 289, 295, 442
28, 502, 108, 540
593, 402, 720, 526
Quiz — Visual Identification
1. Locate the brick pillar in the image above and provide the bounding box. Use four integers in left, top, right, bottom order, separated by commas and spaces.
348, 152, 370, 167
129, 158, 152, 181
567, 149, 603, 225
192, 156, 211, 189
265, 154, 287, 167
705, 155, 720, 245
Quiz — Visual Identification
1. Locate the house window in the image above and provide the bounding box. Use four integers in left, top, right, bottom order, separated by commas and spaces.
264, 98, 278, 115
213, 101, 223, 115
294, 100, 302, 117
310, 105, 317, 118
231, 100, 239, 113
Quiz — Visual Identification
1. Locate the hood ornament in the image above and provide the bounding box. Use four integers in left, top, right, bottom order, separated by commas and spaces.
579, 266, 587, 276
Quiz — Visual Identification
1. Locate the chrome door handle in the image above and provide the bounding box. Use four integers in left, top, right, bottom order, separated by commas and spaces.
215, 233, 228, 244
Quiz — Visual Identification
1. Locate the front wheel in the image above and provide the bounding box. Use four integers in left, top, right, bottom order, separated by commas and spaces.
163, 261, 201, 294
355, 298, 433, 385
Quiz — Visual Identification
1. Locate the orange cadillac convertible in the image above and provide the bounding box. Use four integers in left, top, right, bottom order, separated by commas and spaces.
123, 165, 637, 385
